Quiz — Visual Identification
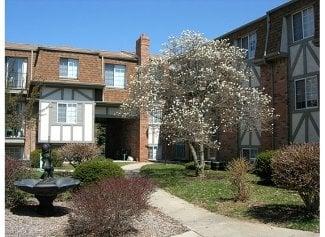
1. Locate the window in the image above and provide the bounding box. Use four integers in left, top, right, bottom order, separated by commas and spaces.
57, 103, 77, 123
148, 126, 160, 145
292, 7, 314, 42
241, 148, 258, 161
148, 145, 158, 160
234, 32, 257, 59
5, 102, 24, 138
295, 76, 318, 109
149, 110, 161, 124
105, 64, 126, 88
5, 146, 24, 159
5, 57, 27, 89
174, 143, 186, 159
59, 58, 79, 78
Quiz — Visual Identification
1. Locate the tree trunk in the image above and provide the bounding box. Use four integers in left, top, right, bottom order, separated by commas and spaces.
188, 142, 205, 177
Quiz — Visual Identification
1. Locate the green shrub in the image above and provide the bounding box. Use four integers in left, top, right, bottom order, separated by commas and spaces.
255, 150, 278, 182
30, 149, 41, 168
30, 148, 63, 168
272, 143, 319, 214
228, 158, 251, 202
74, 158, 124, 184
5, 156, 31, 208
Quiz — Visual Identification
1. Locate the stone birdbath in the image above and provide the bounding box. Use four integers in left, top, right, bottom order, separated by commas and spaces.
14, 143, 80, 216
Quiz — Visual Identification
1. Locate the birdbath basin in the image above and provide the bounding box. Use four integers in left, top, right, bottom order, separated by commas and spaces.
14, 177, 80, 215
14, 144, 80, 216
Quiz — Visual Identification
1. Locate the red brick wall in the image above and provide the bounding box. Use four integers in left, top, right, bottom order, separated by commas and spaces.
218, 130, 238, 161
222, 17, 267, 60
260, 58, 289, 150
33, 50, 102, 84
267, 0, 319, 54
102, 58, 137, 103
23, 120, 37, 160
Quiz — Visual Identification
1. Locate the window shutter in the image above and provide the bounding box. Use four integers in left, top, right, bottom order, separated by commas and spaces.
77, 103, 83, 125
49, 102, 57, 125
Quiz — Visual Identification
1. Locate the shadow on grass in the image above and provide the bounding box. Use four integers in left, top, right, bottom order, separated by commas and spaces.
246, 204, 317, 224
255, 179, 274, 187
10, 204, 71, 217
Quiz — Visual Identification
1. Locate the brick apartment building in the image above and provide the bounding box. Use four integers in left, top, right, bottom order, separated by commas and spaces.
215, 0, 319, 161
5, 34, 152, 161
5, 0, 319, 163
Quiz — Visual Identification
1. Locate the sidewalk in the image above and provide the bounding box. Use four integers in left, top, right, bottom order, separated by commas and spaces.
122, 163, 319, 237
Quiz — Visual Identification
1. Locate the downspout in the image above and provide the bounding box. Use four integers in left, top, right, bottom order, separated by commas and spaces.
264, 12, 275, 149
29, 50, 34, 159
101, 56, 104, 101
264, 13, 270, 57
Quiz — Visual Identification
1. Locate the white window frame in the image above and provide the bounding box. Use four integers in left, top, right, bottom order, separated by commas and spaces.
235, 31, 257, 59
57, 102, 77, 124
241, 148, 258, 162
148, 145, 158, 160
5, 57, 28, 89
292, 6, 314, 43
59, 58, 79, 79
104, 64, 126, 89
294, 76, 318, 110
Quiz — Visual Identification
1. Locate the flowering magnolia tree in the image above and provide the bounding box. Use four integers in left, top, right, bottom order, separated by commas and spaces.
120, 30, 274, 176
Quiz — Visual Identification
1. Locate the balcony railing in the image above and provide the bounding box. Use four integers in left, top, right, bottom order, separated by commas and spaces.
5, 128, 25, 139
5, 73, 27, 89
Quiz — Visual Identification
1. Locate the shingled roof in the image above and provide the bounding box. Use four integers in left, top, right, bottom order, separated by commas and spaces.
5, 42, 138, 61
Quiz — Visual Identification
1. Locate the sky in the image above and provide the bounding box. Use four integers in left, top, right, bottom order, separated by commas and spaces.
6, 0, 287, 54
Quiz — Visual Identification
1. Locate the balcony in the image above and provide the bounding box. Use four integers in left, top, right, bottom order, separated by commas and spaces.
5, 128, 25, 144
6, 73, 27, 90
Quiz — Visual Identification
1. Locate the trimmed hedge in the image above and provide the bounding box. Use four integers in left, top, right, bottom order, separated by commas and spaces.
255, 150, 278, 182
73, 158, 124, 184
30, 149, 63, 168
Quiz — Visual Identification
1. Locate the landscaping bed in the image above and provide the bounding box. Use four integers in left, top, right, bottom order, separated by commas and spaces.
140, 163, 319, 232
5, 198, 187, 237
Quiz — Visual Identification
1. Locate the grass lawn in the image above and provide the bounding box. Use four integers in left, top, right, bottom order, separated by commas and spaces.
113, 161, 136, 167
140, 163, 319, 232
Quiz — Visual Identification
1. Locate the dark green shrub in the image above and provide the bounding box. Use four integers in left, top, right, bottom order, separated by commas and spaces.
5, 156, 31, 208
272, 143, 319, 214
30, 148, 63, 168
30, 149, 41, 168
51, 149, 63, 167
255, 150, 278, 182
74, 158, 124, 184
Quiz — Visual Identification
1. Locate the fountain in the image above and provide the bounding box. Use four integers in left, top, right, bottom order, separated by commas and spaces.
14, 143, 80, 215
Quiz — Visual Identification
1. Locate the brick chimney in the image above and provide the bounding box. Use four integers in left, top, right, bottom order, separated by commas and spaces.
136, 33, 150, 65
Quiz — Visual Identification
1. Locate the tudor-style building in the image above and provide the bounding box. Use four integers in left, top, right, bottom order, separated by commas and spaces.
216, 0, 319, 161
5, 34, 151, 161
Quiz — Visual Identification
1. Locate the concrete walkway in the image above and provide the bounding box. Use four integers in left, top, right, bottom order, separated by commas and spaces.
122, 163, 319, 237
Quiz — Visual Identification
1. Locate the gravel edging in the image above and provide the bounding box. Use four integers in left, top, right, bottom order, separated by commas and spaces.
6, 200, 188, 237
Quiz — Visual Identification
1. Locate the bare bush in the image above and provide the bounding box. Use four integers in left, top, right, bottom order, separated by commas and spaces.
67, 177, 154, 236
57, 143, 101, 167
228, 158, 251, 202
5, 156, 31, 207
272, 143, 319, 214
